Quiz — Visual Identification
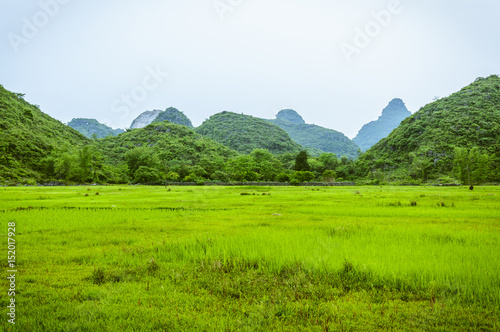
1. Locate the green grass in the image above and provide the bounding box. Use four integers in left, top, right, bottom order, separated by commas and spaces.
1, 185, 499, 331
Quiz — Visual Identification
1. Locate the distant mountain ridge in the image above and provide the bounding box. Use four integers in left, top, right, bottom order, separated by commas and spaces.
195, 111, 303, 155
353, 98, 411, 152
68, 118, 124, 138
357, 75, 500, 181
267, 109, 360, 159
98, 121, 237, 182
130, 107, 193, 129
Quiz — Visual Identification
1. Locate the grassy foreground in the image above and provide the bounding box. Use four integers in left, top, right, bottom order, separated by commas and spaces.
1, 185, 499, 331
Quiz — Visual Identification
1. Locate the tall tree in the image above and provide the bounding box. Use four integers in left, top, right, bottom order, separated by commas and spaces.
295, 151, 310, 172
453, 147, 490, 185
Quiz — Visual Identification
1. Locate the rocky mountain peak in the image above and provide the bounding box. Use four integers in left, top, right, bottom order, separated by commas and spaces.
275, 109, 305, 125
380, 98, 411, 119
130, 110, 163, 129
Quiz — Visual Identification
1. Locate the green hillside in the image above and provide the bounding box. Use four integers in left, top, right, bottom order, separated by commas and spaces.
268, 110, 360, 159
357, 75, 500, 183
195, 111, 303, 155
68, 118, 124, 139
130, 108, 193, 129
0, 85, 88, 183
98, 121, 238, 182
353, 99, 412, 152
153, 107, 193, 128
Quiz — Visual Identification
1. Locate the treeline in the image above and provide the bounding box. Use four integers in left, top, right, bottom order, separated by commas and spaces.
2, 76, 499, 186
39, 142, 357, 185
37, 141, 497, 186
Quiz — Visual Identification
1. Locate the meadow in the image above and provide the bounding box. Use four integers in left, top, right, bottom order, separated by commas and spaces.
1, 185, 499, 331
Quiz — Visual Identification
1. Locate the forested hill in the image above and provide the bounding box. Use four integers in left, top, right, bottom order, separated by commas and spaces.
194, 112, 303, 155
98, 122, 238, 182
267, 109, 360, 159
153, 107, 193, 128
353, 99, 411, 152
0, 85, 88, 183
131, 108, 193, 129
68, 118, 124, 139
357, 75, 500, 183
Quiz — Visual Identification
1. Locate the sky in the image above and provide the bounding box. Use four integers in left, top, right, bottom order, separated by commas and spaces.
1, 0, 499, 139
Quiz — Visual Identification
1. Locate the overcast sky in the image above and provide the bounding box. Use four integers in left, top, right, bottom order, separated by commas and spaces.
1, 0, 498, 138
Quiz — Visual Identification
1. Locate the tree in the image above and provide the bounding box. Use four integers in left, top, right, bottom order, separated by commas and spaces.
409, 152, 432, 182
319, 153, 339, 171
124, 147, 160, 177
294, 171, 315, 182
166, 171, 180, 181
133, 166, 161, 184
250, 149, 283, 181
77, 145, 104, 183
322, 170, 336, 182
276, 173, 292, 182
54, 151, 78, 181
336, 157, 356, 181
210, 170, 230, 182
225, 155, 253, 181
453, 147, 490, 185
295, 151, 310, 172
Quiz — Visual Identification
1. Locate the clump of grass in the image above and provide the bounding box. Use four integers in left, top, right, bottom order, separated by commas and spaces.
91, 267, 106, 285
147, 258, 159, 274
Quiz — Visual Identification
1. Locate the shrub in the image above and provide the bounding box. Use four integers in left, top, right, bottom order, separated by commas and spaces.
276, 173, 292, 182
294, 171, 315, 182
322, 170, 336, 182
166, 171, 180, 181
211, 170, 230, 182
133, 166, 161, 184
183, 173, 198, 182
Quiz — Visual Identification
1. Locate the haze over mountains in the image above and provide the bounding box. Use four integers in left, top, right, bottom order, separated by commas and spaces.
353, 99, 412, 152
358, 75, 500, 183
2, 75, 499, 185
130, 108, 193, 129
68, 118, 125, 139
267, 110, 360, 159
69, 106, 368, 157
69, 103, 411, 157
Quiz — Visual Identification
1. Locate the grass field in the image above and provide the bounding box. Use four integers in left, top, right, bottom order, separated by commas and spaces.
1, 185, 499, 331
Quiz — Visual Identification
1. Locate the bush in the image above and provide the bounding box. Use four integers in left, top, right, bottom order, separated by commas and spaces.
322, 170, 336, 182
276, 173, 292, 182
183, 173, 198, 182
294, 171, 315, 182
435, 176, 460, 185
133, 166, 161, 184
166, 171, 180, 181
244, 171, 260, 182
211, 170, 230, 182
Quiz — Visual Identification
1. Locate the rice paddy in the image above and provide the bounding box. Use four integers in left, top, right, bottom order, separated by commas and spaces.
1, 185, 499, 331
